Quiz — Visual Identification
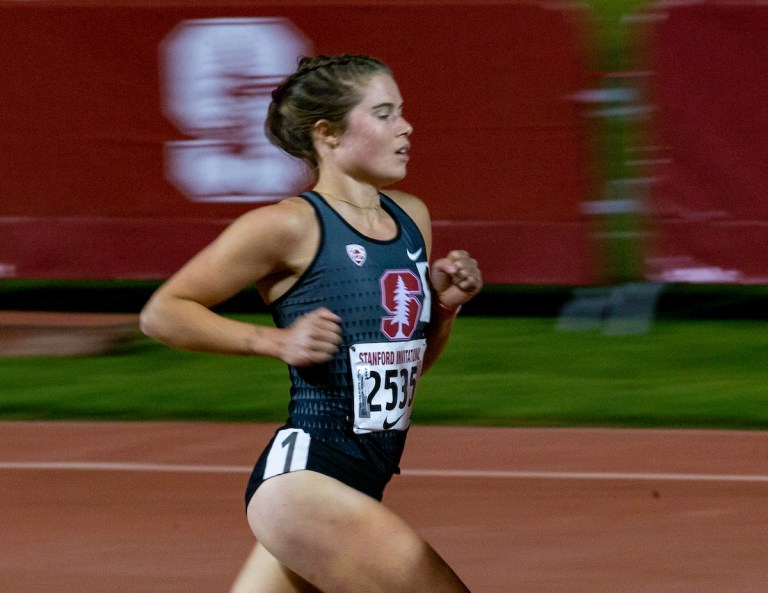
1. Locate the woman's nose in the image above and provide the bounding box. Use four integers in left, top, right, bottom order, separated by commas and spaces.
401, 117, 413, 136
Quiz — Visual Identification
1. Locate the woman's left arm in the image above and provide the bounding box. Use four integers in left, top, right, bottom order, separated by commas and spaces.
421, 249, 482, 372
386, 190, 483, 373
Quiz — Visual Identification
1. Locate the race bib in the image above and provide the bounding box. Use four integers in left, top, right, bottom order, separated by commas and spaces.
350, 339, 427, 434
263, 428, 310, 480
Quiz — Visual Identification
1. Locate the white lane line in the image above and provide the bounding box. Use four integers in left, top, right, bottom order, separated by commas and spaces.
402, 469, 768, 483
0, 461, 251, 474
1, 461, 767, 483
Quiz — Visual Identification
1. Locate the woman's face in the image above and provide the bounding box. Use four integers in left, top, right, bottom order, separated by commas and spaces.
333, 73, 413, 187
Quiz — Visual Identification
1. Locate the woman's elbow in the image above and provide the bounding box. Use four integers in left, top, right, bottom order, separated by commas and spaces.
138, 298, 166, 341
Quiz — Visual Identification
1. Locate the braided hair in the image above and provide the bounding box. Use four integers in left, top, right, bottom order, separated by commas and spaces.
265, 54, 391, 171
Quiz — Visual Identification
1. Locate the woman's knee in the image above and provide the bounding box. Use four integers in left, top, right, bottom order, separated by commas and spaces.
378, 533, 463, 592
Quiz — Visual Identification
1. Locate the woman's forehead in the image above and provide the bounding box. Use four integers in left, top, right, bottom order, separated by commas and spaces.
357, 73, 403, 107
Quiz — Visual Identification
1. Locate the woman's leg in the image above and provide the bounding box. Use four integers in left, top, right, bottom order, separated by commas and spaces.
247, 470, 471, 593
228, 542, 321, 593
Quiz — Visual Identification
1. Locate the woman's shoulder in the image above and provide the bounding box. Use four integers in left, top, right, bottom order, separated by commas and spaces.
235, 196, 316, 235
383, 189, 431, 230
383, 188, 423, 206
211, 197, 318, 262
383, 189, 429, 217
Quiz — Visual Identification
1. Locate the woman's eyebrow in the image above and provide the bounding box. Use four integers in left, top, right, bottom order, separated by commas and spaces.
370, 102, 402, 111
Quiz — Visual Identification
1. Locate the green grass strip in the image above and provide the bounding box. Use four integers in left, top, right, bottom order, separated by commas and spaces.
2, 315, 765, 429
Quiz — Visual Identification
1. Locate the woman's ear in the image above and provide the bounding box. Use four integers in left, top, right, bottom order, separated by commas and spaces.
313, 119, 340, 149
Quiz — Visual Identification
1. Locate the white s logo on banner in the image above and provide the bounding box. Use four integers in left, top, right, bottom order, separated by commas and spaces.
160, 18, 312, 202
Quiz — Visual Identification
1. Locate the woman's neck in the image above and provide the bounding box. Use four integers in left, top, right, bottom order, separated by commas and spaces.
318, 191, 382, 213
313, 185, 395, 240
312, 177, 381, 210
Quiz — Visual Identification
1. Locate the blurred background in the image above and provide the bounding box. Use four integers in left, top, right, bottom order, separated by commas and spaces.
1, 0, 767, 429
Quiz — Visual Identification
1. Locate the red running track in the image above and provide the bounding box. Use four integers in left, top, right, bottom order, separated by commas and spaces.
1, 422, 767, 593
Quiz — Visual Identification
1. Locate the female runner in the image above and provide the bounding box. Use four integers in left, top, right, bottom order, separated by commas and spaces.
140, 54, 482, 593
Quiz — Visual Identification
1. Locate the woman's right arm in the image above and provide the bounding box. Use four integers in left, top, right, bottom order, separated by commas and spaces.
139, 199, 341, 365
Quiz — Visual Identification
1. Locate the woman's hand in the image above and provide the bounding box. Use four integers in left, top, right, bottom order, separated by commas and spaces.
429, 250, 483, 311
278, 307, 343, 366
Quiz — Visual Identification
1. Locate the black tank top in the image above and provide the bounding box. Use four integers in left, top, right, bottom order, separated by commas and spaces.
269, 190, 432, 476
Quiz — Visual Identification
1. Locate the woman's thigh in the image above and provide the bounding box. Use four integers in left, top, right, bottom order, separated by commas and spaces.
247, 470, 470, 593
228, 543, 320, 593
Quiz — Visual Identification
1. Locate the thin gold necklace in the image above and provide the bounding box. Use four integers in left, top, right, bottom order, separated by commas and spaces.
319, 192, 382, 212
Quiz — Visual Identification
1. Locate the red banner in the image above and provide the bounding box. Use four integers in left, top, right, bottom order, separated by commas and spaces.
637, 1, 768, 283
0, 1, 598, 284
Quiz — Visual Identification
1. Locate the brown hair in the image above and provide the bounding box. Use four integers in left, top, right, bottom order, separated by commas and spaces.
265, 54, 391, 171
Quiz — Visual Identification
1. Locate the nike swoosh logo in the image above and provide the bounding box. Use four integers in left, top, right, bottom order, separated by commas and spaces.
407, 248, 422, 261
382, 414, 405, 430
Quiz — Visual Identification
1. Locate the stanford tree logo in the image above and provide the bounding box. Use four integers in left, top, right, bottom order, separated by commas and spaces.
379, 269, 422, 340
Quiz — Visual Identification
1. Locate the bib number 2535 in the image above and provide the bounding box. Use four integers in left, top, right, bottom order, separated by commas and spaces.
350, 339, 426, 434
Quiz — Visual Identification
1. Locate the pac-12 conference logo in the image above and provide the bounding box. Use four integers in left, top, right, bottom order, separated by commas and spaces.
160, 18, 312, 202
346, 244, 367, 266
380, 270, 423, 340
